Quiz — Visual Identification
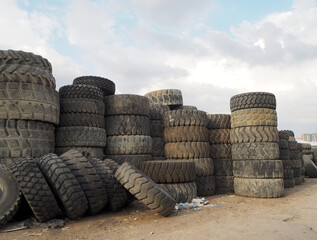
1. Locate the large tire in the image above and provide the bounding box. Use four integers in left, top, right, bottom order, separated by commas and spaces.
55, 126, 106, 147
144, 89, 183, 108
284, 178, 295, 188
106, 135, 152, 155
279, 149, 290, 160
215, 176, 234, 193
288, 141, 297, 150
106, 155, 151, 168
209, 129, 230, 144
164, 142, 210, 159
230, 126, 279, 144
0, 164, 21, 226
59, 85, 104, 101
207, 114, 231, 129
230, 92, 276, 112
213, 159, 233, 176
37, 153, 88, 219
284, 168, 294, 179
234, 178, 284, 198
233, 160, 283, 178
115, 162, 176, 217
55, 147, 104, 160
149, 103, 169, 120
139, 160, 196, 183
73, 76, 115, 96
150, 120, 164, 137
278, 139, 289, 149
175, 105, 197, 110
0, 82, 59, 124
278, 130, 294, 140
163, 109, 208, 127
158, 182, 197, 203
60, 150, 108, 215
230, 108, 277, 128
10, 158, 61, 222
60, 113, 105, 128
232, 142, 279, 160
196, 175, 216, 197
0, 120, 54, 159
60, 99, 105, 115
164, 126, 209, 142
174, 158, 214, 176
151, 137, 165, 158
210, 144, 232, 159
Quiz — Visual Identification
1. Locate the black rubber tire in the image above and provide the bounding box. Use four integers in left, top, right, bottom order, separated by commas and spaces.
230, 108, 277, 128
294, 176, 302, 185
279, 149, 290, 160
0, 120, 54, 159
288, 141, 297, 150
278, 139, 289, 149
144, 89, 183, 108
139, 160, 196, 183
207, 114, 231, 129
230, 126, 279, 144
60, 113, 105, 128
284, 178, 295, 188
210, 144, 231, 159
55, 147, 104, 160
196, 175, 216, 197
59, 85, 104, 101
37, 153, 88, 219
106, 135, 152, 155
175, 105, 198, 110
115, 162, 176, 217
73, 76, 115, 96
234, 178, 283, 198
230, 92, 276, 112
152, 137, 165, 158
290, 150, 299, 160
105, 115, 150, 136
106, 155, 151, 168
60, 99, 105, 115
0, 82, 59, 124
284, 168, 294, 179
278, 130, 294, 140
60, 150, 108, 215
209, 129, 230, 144
55, 126, 106, 147
293, 168, 301, 177
215, 176, 234, 193
163, 109, 208, 127
0, 164, 21, 226
174, 158, 214, 176
164, 126, 208, 143
105, 94, 149, 116
233, 160, 283, 178
9, 158, 61, 222
164, 142, 210, 159
213, 159, 233, 176
232, 142, 279, 160
149, 103, 169, 120
283, 159, 301, 169
158, 182, 197, 203
150, 120, 164, 137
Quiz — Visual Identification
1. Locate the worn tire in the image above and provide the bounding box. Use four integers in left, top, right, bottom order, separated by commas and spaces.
106, 135, 152, 155
59, 85, 104, 101
283, 159, 301, 169
73, 76, 115, 96
163, 109, 208, 127
55, 147, 104, 160
294, 176, 302, 185
213, 159, 233, 176
230, 92, 276, 112
144, 89, 183, 108
207, 114, 230, 129
284, 178, 295, 188
233, 160, 283, 178
158, 182, 197, 203
174, 158, 214, 176
215, 176, 234, 192
60, 99, 105, 115
288, 141, 297, 150
196, 175, 216, 197
231, 108, 277, 128
60, 113, 105, 128
165, 142, 210, 159
278, 139, 289, 149
209, 129, 230, 144
149, 103, 169, 120
278, 130, 294, 140
279, 149, 290, 160
164, 126, 209, 142
152, 137, 165, 158
284, 168, 294, 179
150, 120, 164, 137
106, 155, 151, 168
232, 142, 279, 160
230, 126, 278, 144
210, 144, 231, 159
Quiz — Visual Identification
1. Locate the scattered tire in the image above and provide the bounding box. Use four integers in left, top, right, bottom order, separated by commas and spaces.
106, 155, 151, 168
106, 135, 152, 155
207, 114, 231, 129
213, 159, 233, 176
55, 147, 104, 160
144, 89, 183, 108
163, 109, 208, 127
210, 144, 231, 159
73, 76, 115, 96
60, 99, 105, 115
196, 175, 216, 197
233, 160, 283, 178
209, 129, 230, 144
164, 142, 210, 159
60, 113, 105, 128
158, 182, 197, 203
149, 103, 169, 120
232, 142, 279, 160
164, 126, 209, 142
230, 126, 279, 144
230, 92, 276, 112
59, 85, 104, 101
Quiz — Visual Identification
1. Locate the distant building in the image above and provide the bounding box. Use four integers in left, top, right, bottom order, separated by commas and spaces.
302, 131, 317, 142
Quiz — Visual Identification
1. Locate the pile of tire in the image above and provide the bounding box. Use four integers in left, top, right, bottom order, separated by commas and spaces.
208, 114, 233, 193
297, 143, 305, 182
163, 109, 215, 197
230, 92, 284, 198
289, 138, 303, 185
104, 94, 152, 168
145, 89, 183, 110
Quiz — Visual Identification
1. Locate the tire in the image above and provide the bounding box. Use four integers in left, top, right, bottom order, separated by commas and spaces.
284, 178, 295, 188
150, 120, 164, 137
60, 150, 108, 215
105, 115, 150, 136
158, 182, 197, 203
163, 109, 208, 127
279, 149, 290, 160
59, 85, 103, 101
55, 147, 104, 160
164, 142, 210, 159
55, 126, 106, 147
9, 158, 62, 222
115, 162, 176, 217
0, 120, 54, 159
230, 126, 278, 144
174, 158, 214, 176
233, 160, 283, 178
234, 178, 283, 198
175, 105, 197, 110
73, 76, 115, 96
106, 135, 152, 155
209, 129, 230, 144
106, 155, 151, 168
144, 89, 183, 108
288, 141, 297, 150
215, 176, 234, 192
278, 130, 294, 140
60, 113, 105, 128
37, 153, 88, 219
293, 168, 301, 177
213, 159, 233, 176
230, 108, 277, 128
60, 99, 105, 115
207, 114, 230, 129
0, 82, 59, 124
164, 126, 209, 142
152, 137, 165, 158
230, 92, 276, 112
196, 175, 216, 197
0, 164, 21, 226
105, 94, 149, 116
139, 160, 196, 183
290, 150, 299, 160
303, 156, 317, 178
210, 144, 231, 159
149, 103, 169, 120
294, 176, 302, 185
278, 139, 289, 149
232, 142, 279, 160
284, 169, 294, 179
283, 159, 301, 169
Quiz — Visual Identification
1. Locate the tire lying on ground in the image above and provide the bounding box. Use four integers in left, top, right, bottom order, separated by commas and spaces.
73, 76, 115, 96
115, 162, 176, 217
303, 155, 317, 178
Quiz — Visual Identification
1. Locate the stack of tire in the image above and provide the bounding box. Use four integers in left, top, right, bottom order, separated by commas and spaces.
145, 89, 183, 110
230, 92, 284, 198
278, 130, 295, 188
287, 137, 301, 185
208, 114, 233, 193
163, 109, 215, 197
55, 84, 107, 159
104, 94, 152, 168
297, 143, 305, 182
0, 50, 59, 167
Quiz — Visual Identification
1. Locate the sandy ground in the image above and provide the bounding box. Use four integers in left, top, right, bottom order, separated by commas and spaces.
1, 178, 317, 240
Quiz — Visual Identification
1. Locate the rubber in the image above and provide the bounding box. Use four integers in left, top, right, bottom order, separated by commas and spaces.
173, 158, 214, 176
279, 149, 290, 160
144, 89, 183, 108
283, 168, 294, 179
303, 155, 317, 178
149, 103, 169, 120
163, 109, 208, 127
209, 129, 230, 144
106, 155, 151, 168
196, 175, 216, 197
288, 141, 297, 150
215, 176, 234, 191
213, 159, 233, 176
230, 92, 276, 112
278, 130, 294, 140
232, 142, 279, 160
164, 142, 210, 159
230, 126, 278, 144
278, 139, 289, 149
164, 126, 209, 142
150, 120, 164, 137
115, 162, 176, 217
55, 147, 104, 160
283, 159, 301, 169
233, 160, 283, 178
73, 76, 115, 96
151, 137, 165, 158
60, 99, 105, 115
59, 84, 104, 101
284, 178, 295, 188
207, 114, 231, 129
158, 182, 197, 203
294, 176, 302, 185
210, 144, 232, 159
106, 135, 152, 155
60, 112, 105, 128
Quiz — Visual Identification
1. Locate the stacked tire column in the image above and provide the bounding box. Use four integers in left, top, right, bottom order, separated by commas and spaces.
230, 92, 284, 198
289, 139, 302, 185
208, 114, 233, 193
163, 109, 215, 197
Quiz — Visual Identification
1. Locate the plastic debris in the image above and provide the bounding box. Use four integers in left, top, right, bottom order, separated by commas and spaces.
175, 197, 209, 211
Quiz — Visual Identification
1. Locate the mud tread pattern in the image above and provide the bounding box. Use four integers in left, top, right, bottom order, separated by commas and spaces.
151, 137, 165, 158
209, 129, 230, 144
164, 142, 211, 159
149, 103, 169, 120
279, 139, 289, 149
73, 76, 115, 96
279, 149, 290, 160
55, 147, 104, 160
233, 160, 283, 178
230, 92, 276, 112
213, 159, 233, 176
59, 85, 104, 101
230, 126, 278, 144
207, 114, 231, 129
60, 99, 105, 115
150, 120, 164, 137
60, 113, 105, 128
284, 178, 295, 188
106, 155, 151, 168
284, 168, 294, 179
210, 144, 232, 159
106, 135, 152, 155
158, 182, 197, 203
196, 175, 216, 197
164, 126, 209, 143
232, 142, 279, 160
173, 158, 214, 176
163, 109, 208, 127
278, 130, 294, 140
144, 89, 183, 107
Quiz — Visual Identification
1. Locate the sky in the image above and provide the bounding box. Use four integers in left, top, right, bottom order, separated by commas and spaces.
1, 0, 317, 137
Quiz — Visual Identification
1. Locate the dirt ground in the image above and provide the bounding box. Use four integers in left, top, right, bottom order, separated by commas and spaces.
1, 178, 317, 240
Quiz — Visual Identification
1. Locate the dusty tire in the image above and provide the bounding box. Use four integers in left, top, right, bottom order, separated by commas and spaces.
207, 114, 231, 129
106, 135, 152, 155
278, 130, 294, 140
175, 105, 197, 110
230, 126, 278, 144
230, 92, 276, 112
150, 120, 164, 137
59, 85, 104, 101
284, 169, 294, 179
196, 175, 216, 197
174, 158, 214, 176
213, 159, 233, 176
294, 176, 302, 185
73, 76, 115, 96
144, 89, 183, 108
152, 137, 165, 158
164, 142, 210, 159
232, 142, 279, 160
55, 147, 104, 160
215, 176, 234, 193
106, 155, 151, 168
158, 182, 197, 203
209, 129, 230, 144
210, 144, 231, 159
115, 162, 176, 217
149, 103, 169, 120
163, 109, 208, 128
279, 149, 290, 160
233, 160, 283, 178
164, 126, 208, 143
278, 139, 289, 149
60, 113, 105, 128
60, 99, 105, 115
284, 178, 295, 188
